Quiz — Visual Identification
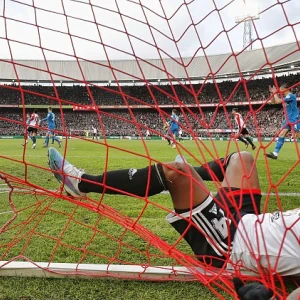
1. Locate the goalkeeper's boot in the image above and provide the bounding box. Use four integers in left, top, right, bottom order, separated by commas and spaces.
47, 147, 86, 197
175, 155, 187, 163
265, 152, 277, 160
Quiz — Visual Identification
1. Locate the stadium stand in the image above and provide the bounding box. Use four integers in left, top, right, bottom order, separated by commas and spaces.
0, 72, 299, 106
0, 105, 288, 138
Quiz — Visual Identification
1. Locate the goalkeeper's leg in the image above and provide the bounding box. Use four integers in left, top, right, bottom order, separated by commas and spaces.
48, 147, 210, 209
48, 148, 259, 208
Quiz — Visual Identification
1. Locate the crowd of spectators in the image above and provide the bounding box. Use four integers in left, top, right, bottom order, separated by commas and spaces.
0, 106, 286, 138
0, 73, 299, 107
0, 72, 298, 137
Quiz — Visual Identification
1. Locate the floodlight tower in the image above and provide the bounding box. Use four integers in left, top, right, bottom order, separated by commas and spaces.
235, 2, 260, 50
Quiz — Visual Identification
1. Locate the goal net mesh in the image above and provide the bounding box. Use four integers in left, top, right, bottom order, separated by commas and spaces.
0, 0, 300, 298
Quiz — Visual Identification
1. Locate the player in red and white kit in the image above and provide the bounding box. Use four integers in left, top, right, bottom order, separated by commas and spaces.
91, 125, 99, 140
145, 129, 150, 140
178, 128, 183, 142
27, 109, 40, 149
232, 108, 256, 150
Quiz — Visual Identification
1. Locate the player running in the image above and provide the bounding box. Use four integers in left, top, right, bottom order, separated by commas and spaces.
163, 122, 171, 146
22, 113, 33, 147
266, 84, 300, 159
27, 109, 40, 149
145, 129, 150, 140
40, 107, 62, 148
178, 128, 183, 142
48, 148, 299, 276
232, 108, 256, 150
169, 109, 179, 149
92, 125, 99, 140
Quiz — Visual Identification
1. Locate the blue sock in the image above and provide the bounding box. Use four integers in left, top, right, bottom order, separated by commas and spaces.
274, 137, 285, 154
45, 136, 50, 146
54, 136, 60, 143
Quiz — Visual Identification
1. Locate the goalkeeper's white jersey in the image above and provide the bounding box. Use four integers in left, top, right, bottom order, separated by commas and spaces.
228, 208, 300, 276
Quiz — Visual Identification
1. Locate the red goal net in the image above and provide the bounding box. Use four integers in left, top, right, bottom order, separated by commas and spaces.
0, 0, 300, 299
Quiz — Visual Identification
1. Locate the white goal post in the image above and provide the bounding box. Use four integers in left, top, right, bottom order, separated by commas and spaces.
0, 260, 260, 280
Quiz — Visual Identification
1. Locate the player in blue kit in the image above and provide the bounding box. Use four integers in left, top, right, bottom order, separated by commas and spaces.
169, 109, 179, 149
40, 107, 62, 148
266, 84, 300, 159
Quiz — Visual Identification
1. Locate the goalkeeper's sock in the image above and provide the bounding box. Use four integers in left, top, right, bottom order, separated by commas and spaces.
274, 136, 285, 155
193, 153, 235, 182
78, 164, 168, 197
245, 136, 255, 147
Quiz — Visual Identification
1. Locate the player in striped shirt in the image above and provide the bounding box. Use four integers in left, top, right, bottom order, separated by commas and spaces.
163, 122, 171, 146
22, 113, 33, 147
48, 148, 300, 277
27, 109, 40, 149
232, 108, 256, 150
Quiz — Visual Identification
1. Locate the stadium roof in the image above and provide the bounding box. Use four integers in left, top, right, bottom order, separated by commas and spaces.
0, 41, 299, 83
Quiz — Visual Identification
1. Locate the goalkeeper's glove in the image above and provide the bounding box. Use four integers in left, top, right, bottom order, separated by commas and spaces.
233, 277, 274, 300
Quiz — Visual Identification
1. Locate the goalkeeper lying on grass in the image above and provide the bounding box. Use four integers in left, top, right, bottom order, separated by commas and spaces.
47, 147, 300, 277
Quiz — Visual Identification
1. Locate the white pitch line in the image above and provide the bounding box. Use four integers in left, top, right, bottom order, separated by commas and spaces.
0, 187, 299, 197
1, 155, 158, 159
0, 154, 298, 162
159, 190, 300, 197
0, 211, 14, 215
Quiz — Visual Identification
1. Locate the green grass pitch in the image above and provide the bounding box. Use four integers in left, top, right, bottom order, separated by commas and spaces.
0, 138, 299, 299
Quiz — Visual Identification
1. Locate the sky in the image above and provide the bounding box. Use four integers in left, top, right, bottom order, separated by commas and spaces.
0, 0, 299, 61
